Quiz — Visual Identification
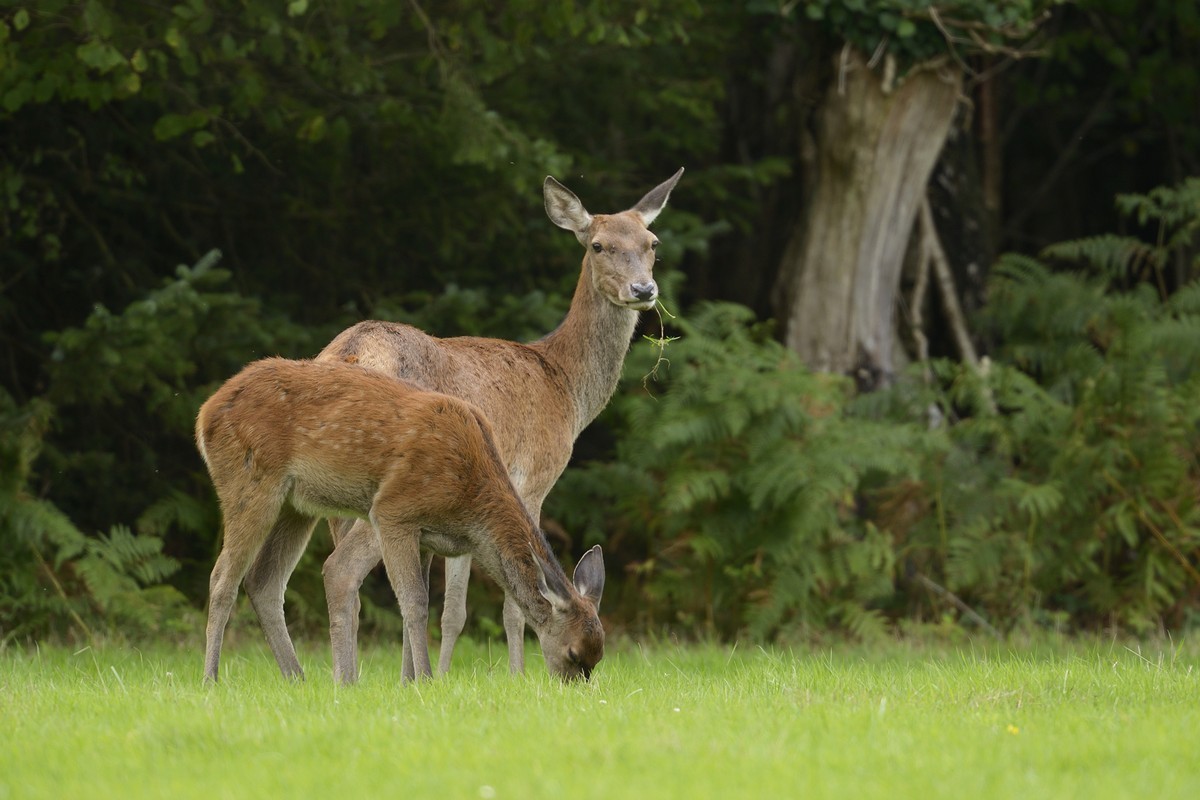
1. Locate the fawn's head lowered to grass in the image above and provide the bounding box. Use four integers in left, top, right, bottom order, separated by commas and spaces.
531, 543, 605, 680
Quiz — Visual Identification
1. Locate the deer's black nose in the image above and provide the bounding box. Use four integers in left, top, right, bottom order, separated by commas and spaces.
631, 282, 657, 302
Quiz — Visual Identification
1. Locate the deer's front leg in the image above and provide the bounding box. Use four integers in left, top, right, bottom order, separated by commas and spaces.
439, 555, 472, 674
503, 593, 526, 673
375, 518, 432, 681
323, 519, 383, 685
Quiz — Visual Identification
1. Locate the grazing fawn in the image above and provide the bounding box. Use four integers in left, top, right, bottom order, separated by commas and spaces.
196, 357, 605, 683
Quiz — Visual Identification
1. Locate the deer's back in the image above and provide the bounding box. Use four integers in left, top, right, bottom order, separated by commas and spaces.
317, 320, 576, 503
196, 357, 511, 522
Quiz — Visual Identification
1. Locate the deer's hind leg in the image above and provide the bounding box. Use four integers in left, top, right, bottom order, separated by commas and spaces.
206, 484, 288, 683
243, 503, 318, 680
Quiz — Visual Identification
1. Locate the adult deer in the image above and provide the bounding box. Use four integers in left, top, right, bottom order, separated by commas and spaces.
310, 168, 683, 683
196, 357, 605, 683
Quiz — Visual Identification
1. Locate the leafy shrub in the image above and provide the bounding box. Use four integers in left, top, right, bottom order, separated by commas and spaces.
861, 182, 1200, 633
548, 302, 933, 640
0, 251, 313, 644
0, 388, 187, 644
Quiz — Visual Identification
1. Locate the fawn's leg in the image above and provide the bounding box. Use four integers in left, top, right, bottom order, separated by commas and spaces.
323, 518, 382, 685
243, 504, 318, 680
375, 518, 433, 681
438, 555, 472, 674
205, 488, 286, 683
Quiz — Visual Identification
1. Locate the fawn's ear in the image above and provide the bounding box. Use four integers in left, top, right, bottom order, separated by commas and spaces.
572, 545, 605, 611
631, 168, 684, 226
531, 545, 572, 613
544, 177, 593, 246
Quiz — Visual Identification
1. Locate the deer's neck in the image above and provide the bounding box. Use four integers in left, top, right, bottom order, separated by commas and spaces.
500, 545, 554, 631
533, 258, 639, 436
472, 515, 554, 630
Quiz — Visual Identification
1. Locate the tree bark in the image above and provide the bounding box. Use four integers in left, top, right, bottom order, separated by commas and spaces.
775, 48, 962, 389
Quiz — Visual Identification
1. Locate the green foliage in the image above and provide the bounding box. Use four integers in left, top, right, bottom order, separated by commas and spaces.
901, 290, 1200, 631
1004, 0, 1200, 249
1042, 235, 1166, 282
35, 250, 316, 544
0, 0, 723, 327
876, 181, 1200, 632
0, 388, 187, 644
44, 250, 284, 412
0, 250, 315, 643
1116, 178, 1200, 256
950, 183, 1200, 629
370, 284, 569, 342
1037, 181, 1200, 289
752, 0, 1048, 70
549, 303, 933, 639
1044, 0, 1200, 131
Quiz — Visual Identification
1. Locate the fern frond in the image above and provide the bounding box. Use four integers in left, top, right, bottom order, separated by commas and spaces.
138, 489, 216, 538
91, 525, 180, 585
1115, 178, 1200, 250
1042, 234, 1164, 280
661, 467, 733, 514
1166, 281, 1200, 315
833, 602, 890, 641
999, 478, 1064, 521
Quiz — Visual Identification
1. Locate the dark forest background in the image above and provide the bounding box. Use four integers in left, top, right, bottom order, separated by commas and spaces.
3, 0, 1200, 646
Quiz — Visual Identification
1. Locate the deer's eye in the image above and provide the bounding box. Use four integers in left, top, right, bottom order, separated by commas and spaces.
591, 242, 603, 253
650, 240, 659, 250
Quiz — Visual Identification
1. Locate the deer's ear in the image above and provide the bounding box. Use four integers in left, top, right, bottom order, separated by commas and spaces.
573, 545, 605, 611
531, 545, 572, 613
544, 176, 592, 245
631, 167, 684, 226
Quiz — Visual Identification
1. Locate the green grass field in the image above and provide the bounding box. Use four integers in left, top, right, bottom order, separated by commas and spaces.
2, 635, 1197, 799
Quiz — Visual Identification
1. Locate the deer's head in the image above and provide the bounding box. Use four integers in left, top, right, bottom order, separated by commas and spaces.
544, 169, 684, 312
531, 544, 606, 681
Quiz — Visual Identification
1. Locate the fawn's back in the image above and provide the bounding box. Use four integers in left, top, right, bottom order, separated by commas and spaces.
196, 357, 510, 528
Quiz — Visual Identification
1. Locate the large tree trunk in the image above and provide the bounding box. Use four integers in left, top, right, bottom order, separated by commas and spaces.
775, 49, 962, 389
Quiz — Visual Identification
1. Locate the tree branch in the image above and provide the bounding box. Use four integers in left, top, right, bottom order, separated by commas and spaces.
920, 195, 979, 366
1102, 471, 1200, 589
32, 547, 96, 645
908, 215, 933, 379
914, 571, 1003, 640
1003, 81, 1118, 236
